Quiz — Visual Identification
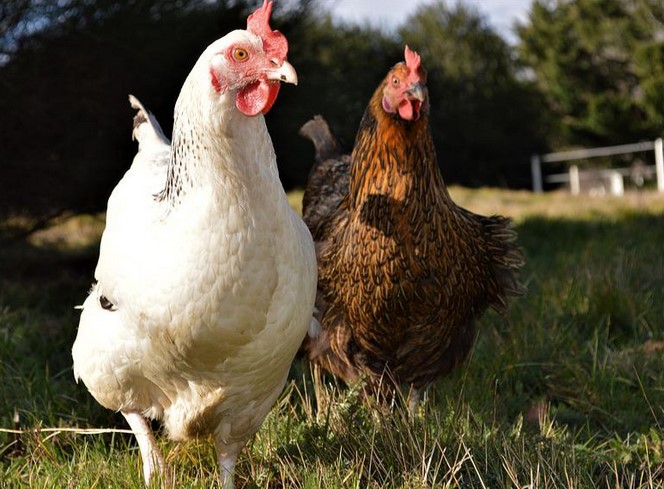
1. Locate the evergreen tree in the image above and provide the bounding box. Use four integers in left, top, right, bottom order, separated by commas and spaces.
400, 1, 548, 186
518, 0, 664, 148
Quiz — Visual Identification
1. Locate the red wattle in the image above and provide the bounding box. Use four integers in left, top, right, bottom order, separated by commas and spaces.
398, 100, 421, 121
236, 79, 281, 117
398, 100, 414, 120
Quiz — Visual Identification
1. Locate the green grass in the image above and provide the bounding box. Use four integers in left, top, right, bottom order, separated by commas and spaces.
2, 189, 664, 487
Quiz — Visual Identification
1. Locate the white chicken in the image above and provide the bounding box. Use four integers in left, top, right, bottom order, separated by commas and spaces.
71, 2, 316, 487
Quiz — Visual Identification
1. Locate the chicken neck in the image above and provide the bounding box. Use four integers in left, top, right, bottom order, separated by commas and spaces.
156, 71, 281, 208
348, 99, 450, 213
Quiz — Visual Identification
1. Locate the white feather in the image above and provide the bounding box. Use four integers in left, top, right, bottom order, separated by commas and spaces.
72, 29, 316, 470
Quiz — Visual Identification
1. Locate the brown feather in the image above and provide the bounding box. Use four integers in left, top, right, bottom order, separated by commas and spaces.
300, 116, 351, 242
300, 61, 525, 395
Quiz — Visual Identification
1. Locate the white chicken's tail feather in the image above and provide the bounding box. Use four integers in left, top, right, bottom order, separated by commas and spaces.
128, 94, 171, 151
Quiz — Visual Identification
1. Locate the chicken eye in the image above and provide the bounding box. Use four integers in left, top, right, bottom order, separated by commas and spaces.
232, 48, 249, 62
392, 77, 400, 87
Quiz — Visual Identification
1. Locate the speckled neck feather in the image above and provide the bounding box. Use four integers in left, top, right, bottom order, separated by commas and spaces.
155, 110, 199, 205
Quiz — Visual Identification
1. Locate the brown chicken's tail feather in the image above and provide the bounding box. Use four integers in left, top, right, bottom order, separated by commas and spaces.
300, 116, 351, 242
480, 215, 527, 311
299, 115, 341, 164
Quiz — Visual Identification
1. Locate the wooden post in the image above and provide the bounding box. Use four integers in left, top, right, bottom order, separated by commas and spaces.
655, 138, 664, 193
569, 165, 580, 195
609, 172, 624, 196
531, 155, 543, 193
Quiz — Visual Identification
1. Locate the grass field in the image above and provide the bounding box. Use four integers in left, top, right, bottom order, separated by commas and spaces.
1, 188, 664, 488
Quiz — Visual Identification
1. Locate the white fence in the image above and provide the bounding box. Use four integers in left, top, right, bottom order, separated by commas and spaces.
531, 138, 664, 194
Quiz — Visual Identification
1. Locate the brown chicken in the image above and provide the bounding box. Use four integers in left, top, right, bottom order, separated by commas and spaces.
300, 46, 525, 408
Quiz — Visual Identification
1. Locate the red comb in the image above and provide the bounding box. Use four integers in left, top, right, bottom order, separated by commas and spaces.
247, 0, 288, 62
404, 45, 422, 77
404, 45, 422, 83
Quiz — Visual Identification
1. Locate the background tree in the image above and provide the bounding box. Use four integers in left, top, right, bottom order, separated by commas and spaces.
634, 0, 664, 133
400, 2, 549, 187
0, 0, 265, 220
517, 0, 664, 149
268, 12, 401, 189
10, 0, 641, 223
0, 0, 403, 220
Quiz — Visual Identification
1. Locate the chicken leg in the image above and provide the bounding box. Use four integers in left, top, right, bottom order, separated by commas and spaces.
121, 411, 169, 486
214, 439, 244, 489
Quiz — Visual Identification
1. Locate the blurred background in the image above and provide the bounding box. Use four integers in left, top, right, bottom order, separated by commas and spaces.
1, 5, 664, 483
0, 0, 663, 224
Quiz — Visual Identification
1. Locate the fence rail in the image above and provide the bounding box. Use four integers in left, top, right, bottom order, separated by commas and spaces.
531, 138, 664, 193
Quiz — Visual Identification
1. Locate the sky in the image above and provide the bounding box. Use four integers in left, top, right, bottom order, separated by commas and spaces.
327, 0, 532, 44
